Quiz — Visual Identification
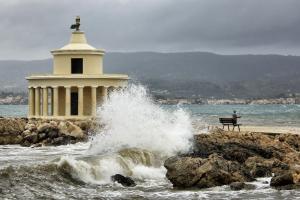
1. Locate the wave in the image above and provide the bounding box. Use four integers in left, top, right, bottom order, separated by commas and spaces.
0, 85, 195, 199
89, 84, 194, 156
0, 148, 167, 187
56, 148, 166, 184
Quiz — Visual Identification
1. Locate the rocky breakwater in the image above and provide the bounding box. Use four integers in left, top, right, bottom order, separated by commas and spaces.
0, 117, 99, 146
164, 130, 300, 190
0, 117, 27, 144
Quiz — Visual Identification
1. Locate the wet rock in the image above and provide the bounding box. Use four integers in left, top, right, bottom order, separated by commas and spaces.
253, 165, 272, 177
38, 132, 47, 141
21, 140, 31, 147
23, 133, 38, 144
165, 131, 300, 189
111, 174, 136, 187
51, 137, 68, 146
42, 138, 52, 146
230, 182, 245, 190
31, 143, 42, 148
164, 154, 249, 188
48, 130, 58, 139
230, 182, 256, 190
244, 157, 273, 177
270, 173, 294, 187
244, 183, 256, 190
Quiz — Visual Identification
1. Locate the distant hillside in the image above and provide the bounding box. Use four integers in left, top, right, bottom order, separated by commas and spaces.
1, 52, 300, 98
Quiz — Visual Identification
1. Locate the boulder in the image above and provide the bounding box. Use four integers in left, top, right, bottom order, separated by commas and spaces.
21, 140, 31, 147
51, 136, 73, 146
25, 123, 36, 132
244, 157, 273, 177
164, 154, 248, 188
31, 143, 42, 148
37, 123, 52, 133
48, 130, 58, 139
111, 174, 136, 187
271, 173, 294, 187
22, 130, 31, 137
230, 182, 256, 190
38, 132, 47, 141
49, 120, 58, 127
23, 133, 38, 144
58, 121, 85, 139
230, 182, 245, 190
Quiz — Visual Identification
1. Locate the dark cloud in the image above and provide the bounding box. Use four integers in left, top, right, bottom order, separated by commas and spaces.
1, 0, 300, 59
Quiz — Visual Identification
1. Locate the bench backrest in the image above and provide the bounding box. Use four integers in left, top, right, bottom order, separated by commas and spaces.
219, 118, 235, 124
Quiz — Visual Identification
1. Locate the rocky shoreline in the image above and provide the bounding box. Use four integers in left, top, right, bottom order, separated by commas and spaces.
1, 117, 300, 190
164, 129, 300, 190
0, 117, 99, 147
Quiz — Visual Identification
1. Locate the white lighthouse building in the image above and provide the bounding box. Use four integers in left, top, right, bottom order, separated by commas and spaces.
27, 17, 129, 119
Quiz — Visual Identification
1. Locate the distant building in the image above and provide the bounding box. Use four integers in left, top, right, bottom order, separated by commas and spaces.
27, 17, 128, 119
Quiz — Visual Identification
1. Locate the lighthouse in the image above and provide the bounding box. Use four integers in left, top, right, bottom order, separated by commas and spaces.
26, 17, 129, 119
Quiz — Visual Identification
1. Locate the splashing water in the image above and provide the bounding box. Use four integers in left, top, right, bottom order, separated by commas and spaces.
52, 85, 194, 186
89, 84, 194, 157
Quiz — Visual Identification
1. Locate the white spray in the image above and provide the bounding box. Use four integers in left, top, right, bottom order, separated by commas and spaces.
57, 84, 194, 184
88, 84, 194, 157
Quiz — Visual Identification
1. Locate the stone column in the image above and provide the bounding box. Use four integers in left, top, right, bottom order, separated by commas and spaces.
51, 88, 54, 116
65, 86, 71, 117
102, 86, 108, 102
53, 86, 59, 117
28, 87, 35, 117
78, 86, 84, 117
42, 87, 48, 117
35, 87, 40, 116
91, 86, 97, 117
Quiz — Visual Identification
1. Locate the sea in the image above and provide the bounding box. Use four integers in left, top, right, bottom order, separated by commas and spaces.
2, 103, 300, 127
0, 85, 299, 199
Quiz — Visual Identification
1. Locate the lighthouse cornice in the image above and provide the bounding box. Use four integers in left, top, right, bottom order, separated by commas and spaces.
51, 49, 105, 56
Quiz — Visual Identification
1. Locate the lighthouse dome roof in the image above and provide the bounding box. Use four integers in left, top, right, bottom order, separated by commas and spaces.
60, 31, 96, 50
51, 31, 105, 55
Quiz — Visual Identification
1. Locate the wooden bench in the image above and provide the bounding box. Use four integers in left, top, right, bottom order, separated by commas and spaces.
219, 118, 241, 131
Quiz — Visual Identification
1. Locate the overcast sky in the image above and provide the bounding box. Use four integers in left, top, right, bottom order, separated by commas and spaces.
1, 0, 300, 59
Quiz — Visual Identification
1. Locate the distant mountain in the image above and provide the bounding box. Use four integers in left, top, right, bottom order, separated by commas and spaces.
1, 52, 300, 98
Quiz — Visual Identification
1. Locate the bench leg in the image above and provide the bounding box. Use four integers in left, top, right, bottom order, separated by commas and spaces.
233, 126, 235, 131
222, 125, 224, 130
238, 125, 240, 132
227, 125, 229, 131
